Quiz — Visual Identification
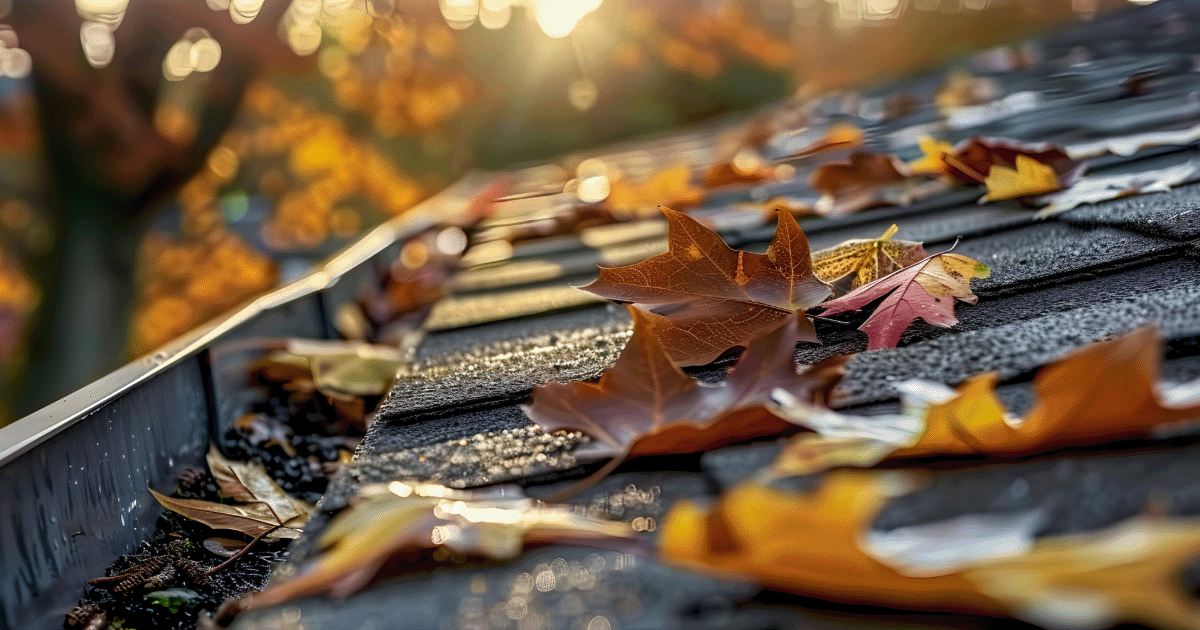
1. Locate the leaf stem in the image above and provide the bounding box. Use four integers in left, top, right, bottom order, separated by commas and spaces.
809, 314, 857, 328
206, 525, 281, 576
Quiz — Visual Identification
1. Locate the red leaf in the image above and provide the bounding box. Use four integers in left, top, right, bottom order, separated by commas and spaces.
819, 253, 991, 350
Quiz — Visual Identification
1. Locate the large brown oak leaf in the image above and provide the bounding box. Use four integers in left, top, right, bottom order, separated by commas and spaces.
580, 207, 832, 366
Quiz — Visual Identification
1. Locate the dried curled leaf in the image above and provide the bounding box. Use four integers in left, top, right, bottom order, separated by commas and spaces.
811, 224, 928, 292
581, 207, 831, 366
983, 155, 1061, 202
818, 252, 990, 350
249, 482, 635, 607
661, 473, 1200, 629
1034, 160, 1200, 218
524, 305, 848, 462
771, 326, 1200, 475
284, 339, 406, 398
150, 448, 311, 541
605, 163, 705, 217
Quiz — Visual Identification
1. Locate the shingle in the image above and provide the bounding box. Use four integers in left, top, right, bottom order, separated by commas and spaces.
1058, 180, 1200, 240
833, 270, 1200, 406
871, 441, 1200, 538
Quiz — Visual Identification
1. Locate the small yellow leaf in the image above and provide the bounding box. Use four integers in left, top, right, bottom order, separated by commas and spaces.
908, 136, 955, 175
983, 154, 1061, 201
811, 224, 927, 291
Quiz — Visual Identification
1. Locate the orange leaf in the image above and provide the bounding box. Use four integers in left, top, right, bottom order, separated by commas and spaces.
659, 472, 1001, 614
772, 325, 1200, 474
605, 163, 705, 217
661, 473, 1200, 628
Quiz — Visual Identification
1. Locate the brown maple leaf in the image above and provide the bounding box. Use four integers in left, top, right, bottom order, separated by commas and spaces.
580, 207, 831, 366
811, 224, 928, 293
523, 305, 848, 469
771, 325, 1200, 476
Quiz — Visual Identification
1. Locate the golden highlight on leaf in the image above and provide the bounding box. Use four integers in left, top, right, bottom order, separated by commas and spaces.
908, 136, 955, 176
659, 472, 1001, 613
250, 483, 634, 608
581, 207, 831, 366
811, 224, 928, 292
605, 163, 705, 217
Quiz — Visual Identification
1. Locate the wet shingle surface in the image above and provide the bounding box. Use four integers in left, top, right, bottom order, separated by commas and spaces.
234, 3, 1200, 628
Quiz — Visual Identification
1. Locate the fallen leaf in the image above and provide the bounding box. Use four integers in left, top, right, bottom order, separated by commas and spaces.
811, 224, 928, 292
150, 490, 306, 541
965, 515, 1200, 630
605, 163, 705, 217
524, 305, 848, 463
659, 472, 1002, 613
907, 136, 955, 176
809, 151, 912, 215
206, 446, 310, 527
248, 482, 635, 607
1067, 123, 1200, 160
581, 207, 831, 366
150, 447, 312, 541
941, 136, 1083, 188
934, 71, 1001, 113
284, 339, 406, 398
982, 154, 1062, 201
704, 148, 777, 188
783, 122, 865, 158
818, 252, 990, 350
771, 325, 1200, 474
1034, 160, 1200, 218
661, 473, 1200, 629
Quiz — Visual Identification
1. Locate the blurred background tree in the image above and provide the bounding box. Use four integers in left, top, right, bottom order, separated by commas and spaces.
0, 0, 1123, 423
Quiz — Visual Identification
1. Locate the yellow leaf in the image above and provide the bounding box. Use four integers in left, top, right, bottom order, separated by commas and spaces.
811, 224, 928, 290
908, 136, 955, 175
983, 154, 1061, 201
